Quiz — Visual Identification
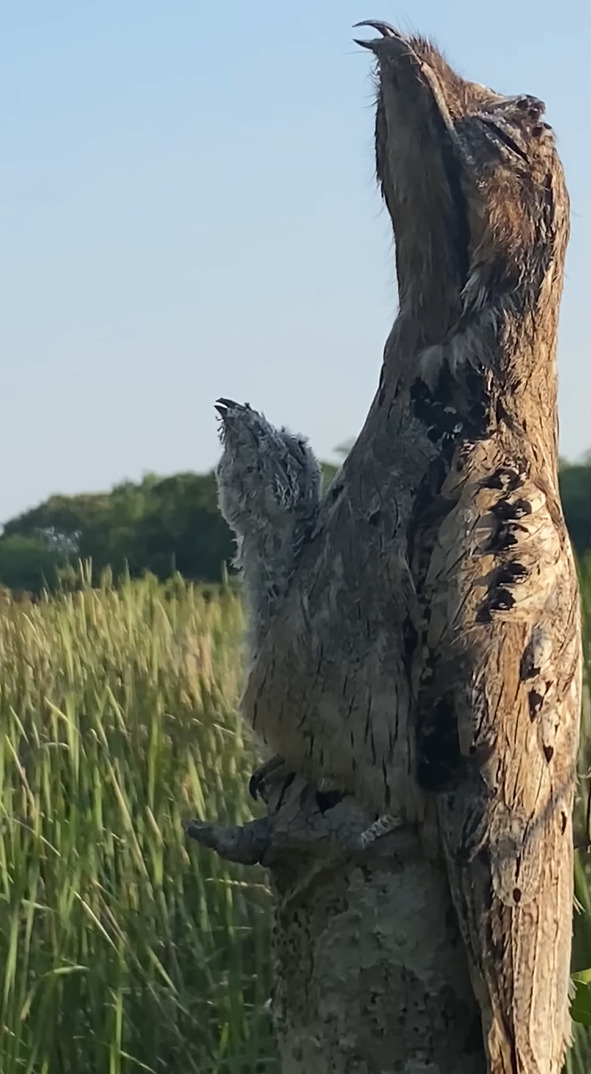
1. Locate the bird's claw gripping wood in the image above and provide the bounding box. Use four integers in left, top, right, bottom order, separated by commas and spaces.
359, 812, 404, 850
249, 755, 295, 803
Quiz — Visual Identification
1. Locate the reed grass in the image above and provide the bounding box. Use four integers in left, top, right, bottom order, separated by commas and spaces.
0, 571, 275, 1073
2, 565, 591, 1072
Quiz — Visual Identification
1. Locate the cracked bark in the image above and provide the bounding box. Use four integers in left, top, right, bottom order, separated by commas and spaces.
186, 21, 579, 1074
186, 769, 483, 1074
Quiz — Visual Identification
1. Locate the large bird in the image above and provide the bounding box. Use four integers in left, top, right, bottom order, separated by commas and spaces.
216, 24, 581, 1074
359, 25, 581, 1073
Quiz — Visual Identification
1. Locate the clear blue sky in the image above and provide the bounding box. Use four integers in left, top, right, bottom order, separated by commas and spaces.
2, 1, 589, 524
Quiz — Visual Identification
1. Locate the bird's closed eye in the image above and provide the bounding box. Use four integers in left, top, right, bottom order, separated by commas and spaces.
479, 118, 529, 163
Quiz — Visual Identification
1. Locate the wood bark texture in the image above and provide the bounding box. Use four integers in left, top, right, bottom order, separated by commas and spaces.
187, 21, 581, 1074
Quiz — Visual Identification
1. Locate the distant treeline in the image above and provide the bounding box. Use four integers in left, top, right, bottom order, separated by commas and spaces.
0, 464, 338, 593
0, 459, 589, 593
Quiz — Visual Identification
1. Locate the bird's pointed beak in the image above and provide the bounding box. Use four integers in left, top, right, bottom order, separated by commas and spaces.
215, 398, 238, 418
352, 19, 399, 50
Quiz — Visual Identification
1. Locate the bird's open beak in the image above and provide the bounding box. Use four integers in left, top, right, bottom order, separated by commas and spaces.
214, 398, 238, 418
353, 19, 400, 46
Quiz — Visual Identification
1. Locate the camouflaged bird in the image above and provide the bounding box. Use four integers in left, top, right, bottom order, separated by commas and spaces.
218, 24, 581, 1074
215, 398, 321, 655
362, 27, 582, 1073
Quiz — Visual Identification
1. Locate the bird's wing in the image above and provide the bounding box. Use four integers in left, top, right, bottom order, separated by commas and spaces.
416, 440, 581, 1073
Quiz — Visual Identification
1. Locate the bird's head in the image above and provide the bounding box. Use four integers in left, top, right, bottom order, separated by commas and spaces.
214, 399, 321, 533
354, 22, 569, 339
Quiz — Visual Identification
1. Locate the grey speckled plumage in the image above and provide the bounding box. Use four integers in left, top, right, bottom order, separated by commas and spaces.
215, 398, 321, 656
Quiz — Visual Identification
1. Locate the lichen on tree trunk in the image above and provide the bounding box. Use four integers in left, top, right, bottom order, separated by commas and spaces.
186, 773, 485, 1073
270, 842, 484, 1073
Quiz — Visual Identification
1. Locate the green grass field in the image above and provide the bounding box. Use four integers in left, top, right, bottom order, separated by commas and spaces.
0, 572, 274, 1073
1, 566, 591, 1073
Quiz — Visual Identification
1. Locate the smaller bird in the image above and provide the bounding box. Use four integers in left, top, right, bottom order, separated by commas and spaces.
214, 398, 322, 655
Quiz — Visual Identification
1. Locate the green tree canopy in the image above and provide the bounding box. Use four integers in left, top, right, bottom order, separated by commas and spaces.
0, 472, 233, 589
0, 461, 340, 592
558, 464, 591, 557
4, 453, 589, 594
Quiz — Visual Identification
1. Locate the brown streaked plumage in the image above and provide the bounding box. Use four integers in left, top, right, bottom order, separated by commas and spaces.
228, 23, 579, 1074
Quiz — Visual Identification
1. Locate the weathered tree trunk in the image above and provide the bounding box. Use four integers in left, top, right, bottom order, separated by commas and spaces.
187, 21, 580, 1074
187, 772, 484, 1073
